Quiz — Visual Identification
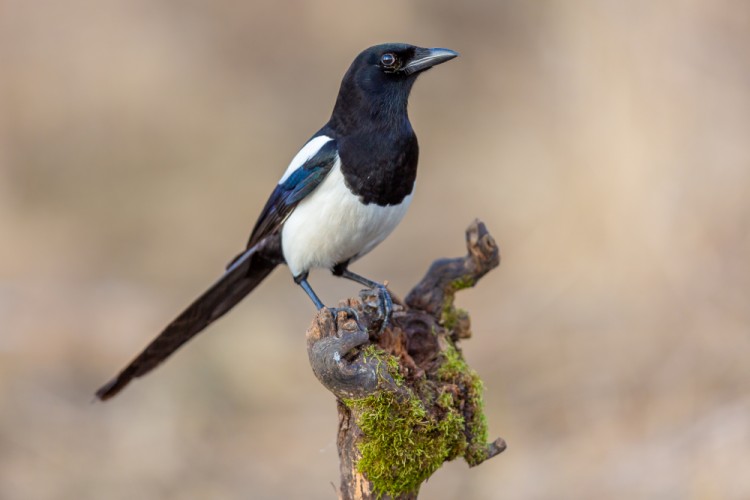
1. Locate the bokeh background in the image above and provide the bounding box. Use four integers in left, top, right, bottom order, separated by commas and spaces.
2, 1, 749, 498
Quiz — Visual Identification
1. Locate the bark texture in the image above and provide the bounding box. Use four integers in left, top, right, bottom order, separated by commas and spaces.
306, 220, 505, 500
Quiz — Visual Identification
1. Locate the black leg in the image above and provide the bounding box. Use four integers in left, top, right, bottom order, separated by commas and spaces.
295, 272, 359, 324
331, 264, 393, 334
295, 273, 326, 309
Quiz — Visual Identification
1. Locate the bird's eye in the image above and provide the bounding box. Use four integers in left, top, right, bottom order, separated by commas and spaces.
380, 53, 396, 67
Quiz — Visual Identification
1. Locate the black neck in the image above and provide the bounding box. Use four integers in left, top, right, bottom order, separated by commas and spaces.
323, 93, 418, 206
328, 77, 415, 135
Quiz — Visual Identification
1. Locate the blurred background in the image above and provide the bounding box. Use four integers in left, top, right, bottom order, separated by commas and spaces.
1, 1, 749, 498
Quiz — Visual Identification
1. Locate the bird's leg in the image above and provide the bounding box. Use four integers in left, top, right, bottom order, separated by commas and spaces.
295, 273, 360, 324
331, 264, 392, 334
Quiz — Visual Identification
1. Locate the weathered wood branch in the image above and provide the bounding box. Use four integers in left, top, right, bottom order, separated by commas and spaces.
306, 220, 505, 500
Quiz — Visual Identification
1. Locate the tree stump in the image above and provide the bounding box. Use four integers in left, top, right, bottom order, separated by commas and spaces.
306, 220, 506, 499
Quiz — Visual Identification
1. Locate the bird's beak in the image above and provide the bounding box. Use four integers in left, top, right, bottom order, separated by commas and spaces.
403, 47, 459, 75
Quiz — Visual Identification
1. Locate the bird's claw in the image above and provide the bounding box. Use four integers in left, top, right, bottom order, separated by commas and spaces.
373, 284, 393, 335
328, 306, 361, 329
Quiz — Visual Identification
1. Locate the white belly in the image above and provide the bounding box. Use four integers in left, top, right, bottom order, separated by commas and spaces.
281, 161, 412, 277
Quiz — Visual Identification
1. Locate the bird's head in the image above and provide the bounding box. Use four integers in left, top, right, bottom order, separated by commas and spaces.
347, 43, 458, 91
331, 43, 458, 129
359, 43, 458, 77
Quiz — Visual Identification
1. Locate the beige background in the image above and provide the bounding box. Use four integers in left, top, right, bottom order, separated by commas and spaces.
2, 1, 749, 498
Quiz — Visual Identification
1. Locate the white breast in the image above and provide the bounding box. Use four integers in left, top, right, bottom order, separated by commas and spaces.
281, 160, 412, 277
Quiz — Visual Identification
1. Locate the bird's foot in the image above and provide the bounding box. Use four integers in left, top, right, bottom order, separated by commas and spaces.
371, 284, 393, 335
328, 306, 361, 329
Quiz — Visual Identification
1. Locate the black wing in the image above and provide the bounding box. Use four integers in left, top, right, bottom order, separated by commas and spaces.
246, 138, 338, 249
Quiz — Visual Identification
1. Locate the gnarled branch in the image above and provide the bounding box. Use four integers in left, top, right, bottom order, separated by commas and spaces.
306, 220, 505, 500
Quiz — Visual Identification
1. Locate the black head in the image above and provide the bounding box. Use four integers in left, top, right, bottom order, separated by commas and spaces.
353, 43, 458, 78
329, 43, 458, 132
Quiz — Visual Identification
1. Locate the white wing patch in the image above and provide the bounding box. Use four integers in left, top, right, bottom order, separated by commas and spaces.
278, 135, 334, 184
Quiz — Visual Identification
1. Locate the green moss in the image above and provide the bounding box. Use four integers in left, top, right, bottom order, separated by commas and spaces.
436, 274, 474, 331
346, 390, 465, 498
436, 390, 454, 410
436, 343, 466, 380
440, 305, 467, 331
437, 343, 490, 466
450, 276, 476, 291
343, 346, 467, 497
341, 344, 492, 496
463, 379, 489, 466
360, 345, 404, 385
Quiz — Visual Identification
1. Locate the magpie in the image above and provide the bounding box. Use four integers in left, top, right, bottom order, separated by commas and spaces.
96, 43, 458, 400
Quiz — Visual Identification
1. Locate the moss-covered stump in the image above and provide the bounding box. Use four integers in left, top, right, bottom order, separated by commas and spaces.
306, 220, 505, 500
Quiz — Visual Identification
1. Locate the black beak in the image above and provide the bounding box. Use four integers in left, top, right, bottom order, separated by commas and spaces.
403, 47, 459, 75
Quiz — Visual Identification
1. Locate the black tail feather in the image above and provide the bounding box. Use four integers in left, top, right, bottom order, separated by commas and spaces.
96, 236, 282, 401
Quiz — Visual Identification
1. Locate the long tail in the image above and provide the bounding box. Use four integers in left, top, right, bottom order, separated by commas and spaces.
96, 236, 282, 401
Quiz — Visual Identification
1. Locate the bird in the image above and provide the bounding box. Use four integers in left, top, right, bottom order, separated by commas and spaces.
96, 43, 458, 401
